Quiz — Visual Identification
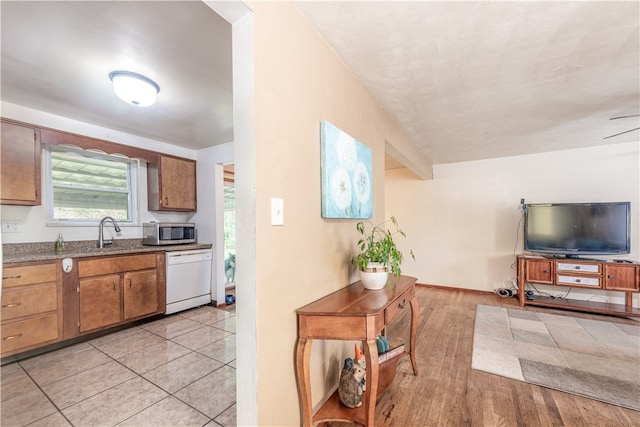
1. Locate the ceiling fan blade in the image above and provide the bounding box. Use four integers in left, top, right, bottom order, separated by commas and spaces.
603, 127, 640, 139
609, 114, 640, 120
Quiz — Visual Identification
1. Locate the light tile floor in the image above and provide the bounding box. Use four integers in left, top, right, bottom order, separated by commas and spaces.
1, 305, 237, 427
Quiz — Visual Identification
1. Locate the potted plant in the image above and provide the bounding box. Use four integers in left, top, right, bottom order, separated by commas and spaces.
353, 216, 414, 290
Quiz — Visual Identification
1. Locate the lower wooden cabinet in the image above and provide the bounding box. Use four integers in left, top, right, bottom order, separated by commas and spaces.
77, 253, 164, 334
123, 270, 158, 320
1, 261, 62, 357
79, 274, 122, 332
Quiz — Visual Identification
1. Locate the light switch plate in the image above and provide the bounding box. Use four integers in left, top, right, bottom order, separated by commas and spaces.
271, 198, 284, 226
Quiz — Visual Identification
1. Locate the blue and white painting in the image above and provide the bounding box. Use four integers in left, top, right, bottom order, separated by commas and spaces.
321, 121, 372, 219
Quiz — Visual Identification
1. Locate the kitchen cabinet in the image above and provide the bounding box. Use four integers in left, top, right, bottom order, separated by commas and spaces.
78, 253, 163, 333
123, 270, 158, 320
147, 154, 197, 211
1, 118, 41, 205
1, 261, 62, 357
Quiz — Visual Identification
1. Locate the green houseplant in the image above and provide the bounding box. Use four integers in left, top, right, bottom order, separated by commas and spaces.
353, 216, 414, 289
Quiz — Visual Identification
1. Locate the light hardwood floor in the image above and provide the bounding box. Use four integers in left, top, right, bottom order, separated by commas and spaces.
330, 285, 640, 427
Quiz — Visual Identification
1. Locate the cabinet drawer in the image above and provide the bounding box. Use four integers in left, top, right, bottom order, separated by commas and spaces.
1, 313, 58, 354
78, 254, 157, 278
557, 275, 601, 287
557, 262, 601, 274
1, 284, 57, 321
385, 286, 414, 322
2, 263, 56, 288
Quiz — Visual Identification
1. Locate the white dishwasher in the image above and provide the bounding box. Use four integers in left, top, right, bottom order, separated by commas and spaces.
165, 248, 213, 314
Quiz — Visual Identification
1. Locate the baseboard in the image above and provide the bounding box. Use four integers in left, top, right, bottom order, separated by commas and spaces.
416, 283, 495, 295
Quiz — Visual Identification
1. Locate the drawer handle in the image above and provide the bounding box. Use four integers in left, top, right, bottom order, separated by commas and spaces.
543, 270, 550, 274
608, 274, 615, 279
2, 275, 22, 280
2, 302, 21, 308
575, 266, 581, 270
3, 333, 22, 341
575, 279, 581, 283
398, 298, 407, 309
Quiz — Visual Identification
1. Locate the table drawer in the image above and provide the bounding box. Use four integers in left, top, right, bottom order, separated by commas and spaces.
557, 275, 601, 287
557, 262, 601, 274
2, 263, 56, 288
1, 284, 57, 321
1, 313, 59, 354
385, 286, 414, 322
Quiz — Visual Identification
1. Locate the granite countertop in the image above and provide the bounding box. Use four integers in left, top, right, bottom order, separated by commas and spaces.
2, 239, 212, 264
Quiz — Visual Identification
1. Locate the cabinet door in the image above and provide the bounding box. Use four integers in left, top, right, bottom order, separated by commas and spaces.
123, 270, 158, 320
525, 259, 554, 284
159, 155, 196, 211
1, 120, 41, 205
79, 275, 121, 332
604, 264, 639, 291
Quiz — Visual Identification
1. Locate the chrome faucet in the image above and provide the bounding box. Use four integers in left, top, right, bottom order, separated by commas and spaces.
98, 216, 122, 248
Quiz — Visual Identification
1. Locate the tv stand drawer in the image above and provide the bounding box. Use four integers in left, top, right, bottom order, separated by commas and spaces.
557, 262, 601, 274
557, 275, 601, 287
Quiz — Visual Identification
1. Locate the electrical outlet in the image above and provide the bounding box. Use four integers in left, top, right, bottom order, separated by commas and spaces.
1, 220, 21, 233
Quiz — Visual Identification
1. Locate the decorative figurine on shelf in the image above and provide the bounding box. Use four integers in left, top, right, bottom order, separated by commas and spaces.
338, 344, 367, 408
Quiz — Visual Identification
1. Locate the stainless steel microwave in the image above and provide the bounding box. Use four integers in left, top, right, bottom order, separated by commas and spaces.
142, 222, 196, 245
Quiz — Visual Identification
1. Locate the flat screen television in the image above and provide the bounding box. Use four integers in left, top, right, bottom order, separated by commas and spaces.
524, 202, 631, 258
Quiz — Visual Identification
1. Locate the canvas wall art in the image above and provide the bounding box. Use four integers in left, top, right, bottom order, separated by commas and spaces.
321, 121, 372, 219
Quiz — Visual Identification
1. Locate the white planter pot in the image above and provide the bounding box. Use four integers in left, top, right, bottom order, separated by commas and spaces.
359, 263, 389, 290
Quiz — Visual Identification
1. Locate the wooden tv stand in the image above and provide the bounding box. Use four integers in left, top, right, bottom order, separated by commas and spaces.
295, 275, 419, 427
516, 256, 640, 317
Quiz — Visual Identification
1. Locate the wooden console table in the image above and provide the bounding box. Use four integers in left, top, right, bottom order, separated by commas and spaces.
295, 275, 419, 427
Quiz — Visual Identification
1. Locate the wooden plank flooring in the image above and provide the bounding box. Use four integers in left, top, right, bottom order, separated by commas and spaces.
327, 285, 640, 426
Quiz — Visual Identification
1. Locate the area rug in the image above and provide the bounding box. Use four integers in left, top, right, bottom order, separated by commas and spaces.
472, 305, 640, 411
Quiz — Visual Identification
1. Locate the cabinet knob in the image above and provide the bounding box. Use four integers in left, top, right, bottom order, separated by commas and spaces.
543, 270, 550, 274
575, 266, 581, 270
575, 279, 581, 283
608, 275, 615, 279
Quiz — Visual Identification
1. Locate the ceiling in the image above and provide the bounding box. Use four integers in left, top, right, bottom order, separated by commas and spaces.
1, 1, 233, 149
1, 1, 639, 167
297, 1, 640, 165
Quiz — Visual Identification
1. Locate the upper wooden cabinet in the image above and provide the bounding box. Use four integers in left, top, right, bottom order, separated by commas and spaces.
147, 155, 197, 211
1, 119, 41, 205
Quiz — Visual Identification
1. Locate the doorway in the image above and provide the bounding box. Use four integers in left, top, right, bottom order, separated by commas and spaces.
223, 164, 236, 298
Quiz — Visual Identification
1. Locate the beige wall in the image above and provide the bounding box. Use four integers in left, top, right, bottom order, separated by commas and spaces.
248, 2, 420, 424
386, 141, 640, 306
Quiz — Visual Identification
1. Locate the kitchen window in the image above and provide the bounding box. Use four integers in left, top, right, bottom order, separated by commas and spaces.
45, 145, 138, 224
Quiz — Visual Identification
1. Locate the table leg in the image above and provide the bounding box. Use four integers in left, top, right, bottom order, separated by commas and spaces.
409, 296, 419, 375
363, 339, 379, 427
295, 338, 313, 426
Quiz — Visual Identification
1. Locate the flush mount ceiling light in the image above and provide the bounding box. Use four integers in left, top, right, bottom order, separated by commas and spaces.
108, 70, 160, 107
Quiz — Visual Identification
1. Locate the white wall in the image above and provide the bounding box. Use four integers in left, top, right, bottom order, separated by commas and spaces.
0, 102, 197, 245
386, 141, 640, 306
192, 142, 234, 305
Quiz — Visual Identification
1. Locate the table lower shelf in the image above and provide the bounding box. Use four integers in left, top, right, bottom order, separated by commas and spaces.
523, 295, 640, 317
312, 351, 406, 426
